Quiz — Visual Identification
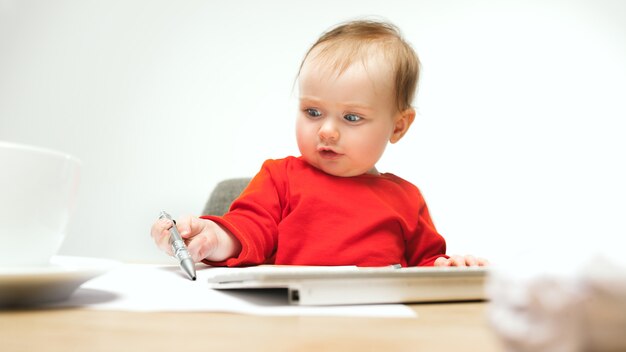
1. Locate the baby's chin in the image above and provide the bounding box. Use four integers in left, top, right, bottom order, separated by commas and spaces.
304, 158, 376, 178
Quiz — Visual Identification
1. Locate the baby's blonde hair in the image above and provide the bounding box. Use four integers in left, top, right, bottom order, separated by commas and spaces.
298, 20, 420, 112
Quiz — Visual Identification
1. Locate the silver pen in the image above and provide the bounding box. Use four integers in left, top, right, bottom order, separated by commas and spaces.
159, 211, 197, 281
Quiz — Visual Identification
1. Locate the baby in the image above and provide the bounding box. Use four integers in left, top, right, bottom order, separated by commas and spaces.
151, 20, 487, 268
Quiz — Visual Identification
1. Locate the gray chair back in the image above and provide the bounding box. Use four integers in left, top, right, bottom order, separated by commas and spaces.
202, 178, 251, 216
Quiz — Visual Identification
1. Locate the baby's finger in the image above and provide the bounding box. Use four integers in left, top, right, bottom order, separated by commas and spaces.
464, 255, 478, 266
150, 218, 170, 241
175, 215, 198, 239
151, 219, 174, 255
476, 257, 490, 266
179, 215, 211, 241
449, 255, 467, 267
434, 257, 451, 267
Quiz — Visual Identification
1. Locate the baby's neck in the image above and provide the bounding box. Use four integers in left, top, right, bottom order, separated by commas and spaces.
367, 167, 380, 176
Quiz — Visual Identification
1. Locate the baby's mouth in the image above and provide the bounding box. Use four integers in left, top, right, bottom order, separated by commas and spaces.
318, 148, 341, 159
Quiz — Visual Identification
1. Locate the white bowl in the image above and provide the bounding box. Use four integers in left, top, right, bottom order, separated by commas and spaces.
0, 141, 80, 267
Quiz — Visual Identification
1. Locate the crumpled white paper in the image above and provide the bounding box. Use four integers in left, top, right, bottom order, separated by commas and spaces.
486, 249, 626, 352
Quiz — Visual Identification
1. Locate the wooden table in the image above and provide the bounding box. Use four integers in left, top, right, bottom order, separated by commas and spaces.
0, 302, 502, 351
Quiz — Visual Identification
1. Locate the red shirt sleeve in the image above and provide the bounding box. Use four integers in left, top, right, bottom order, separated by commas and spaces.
405, 195, 448, 266
201, 160, 285, 267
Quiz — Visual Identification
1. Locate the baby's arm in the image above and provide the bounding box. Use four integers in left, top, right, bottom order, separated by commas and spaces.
434, 255, 489, 267
150, 215, 241, 262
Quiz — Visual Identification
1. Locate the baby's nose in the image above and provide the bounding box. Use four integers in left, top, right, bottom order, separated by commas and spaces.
318, 119, 339, 142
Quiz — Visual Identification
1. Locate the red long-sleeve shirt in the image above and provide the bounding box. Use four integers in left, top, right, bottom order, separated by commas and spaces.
202, 156, 447, 267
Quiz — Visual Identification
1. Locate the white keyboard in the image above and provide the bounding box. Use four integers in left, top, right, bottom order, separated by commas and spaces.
206, 265, 488, 306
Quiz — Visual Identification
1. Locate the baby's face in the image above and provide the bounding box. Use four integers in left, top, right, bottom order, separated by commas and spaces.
296, 54, 400, 177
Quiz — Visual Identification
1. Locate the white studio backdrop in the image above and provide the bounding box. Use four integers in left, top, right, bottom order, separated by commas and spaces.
1, 0, 625, 264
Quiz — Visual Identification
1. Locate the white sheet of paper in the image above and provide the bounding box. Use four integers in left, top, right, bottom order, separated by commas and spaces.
55, 264, 417, 318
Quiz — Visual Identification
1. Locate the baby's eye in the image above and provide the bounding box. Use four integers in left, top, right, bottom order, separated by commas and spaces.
305, 108, 322, 118
344, 114, 362, 122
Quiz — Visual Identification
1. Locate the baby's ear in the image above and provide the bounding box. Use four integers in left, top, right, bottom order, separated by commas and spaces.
389, 108, 415, 143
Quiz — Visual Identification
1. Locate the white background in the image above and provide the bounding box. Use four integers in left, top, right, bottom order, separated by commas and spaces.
1, 0, 625, 264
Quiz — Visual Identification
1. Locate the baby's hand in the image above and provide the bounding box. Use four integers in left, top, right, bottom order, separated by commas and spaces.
434, 255, 489, 267
150, 215, 241, 262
